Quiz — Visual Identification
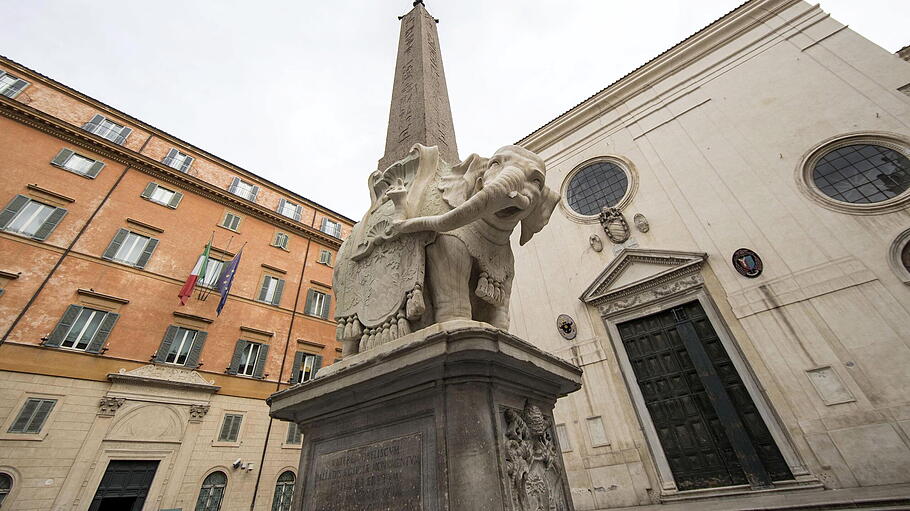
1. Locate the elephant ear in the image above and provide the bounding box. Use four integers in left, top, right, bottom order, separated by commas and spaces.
439, 153, 488, 208
519, 187, 560, 246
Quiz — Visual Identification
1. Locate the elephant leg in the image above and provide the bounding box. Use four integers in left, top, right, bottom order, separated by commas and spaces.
426, 234, 472, 323
482, 278, 511, 330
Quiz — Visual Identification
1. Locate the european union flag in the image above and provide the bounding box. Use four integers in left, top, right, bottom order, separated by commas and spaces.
215, 247, 244, 316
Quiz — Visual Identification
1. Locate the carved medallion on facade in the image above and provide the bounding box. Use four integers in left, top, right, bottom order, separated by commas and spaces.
556, 314, 577, 340
599, 207, 630, 244
189, 404, 210, 423
589, 234, 603, 252
732, 248, 763, 278
633, 213, 649, 233
503, 404, 568, 511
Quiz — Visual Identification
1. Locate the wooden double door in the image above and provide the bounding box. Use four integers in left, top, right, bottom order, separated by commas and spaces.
617, 301, 791, 491
88, 460, 159, 511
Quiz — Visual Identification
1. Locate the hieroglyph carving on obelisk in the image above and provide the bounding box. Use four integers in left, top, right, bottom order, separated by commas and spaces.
378, 1, 459, 171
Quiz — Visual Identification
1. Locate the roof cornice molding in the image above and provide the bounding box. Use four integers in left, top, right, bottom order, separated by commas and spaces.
0, 55, 355, 224
0, 97, 342, 249
518, 0, 803, 152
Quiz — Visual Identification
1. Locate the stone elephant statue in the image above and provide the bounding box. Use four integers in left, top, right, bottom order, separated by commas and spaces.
333, 144, 559, 356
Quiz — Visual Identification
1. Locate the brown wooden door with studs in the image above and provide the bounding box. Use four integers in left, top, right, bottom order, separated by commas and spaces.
617, 301, 791, 491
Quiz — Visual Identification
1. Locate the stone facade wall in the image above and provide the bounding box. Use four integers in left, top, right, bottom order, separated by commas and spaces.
513, 1, 910, 508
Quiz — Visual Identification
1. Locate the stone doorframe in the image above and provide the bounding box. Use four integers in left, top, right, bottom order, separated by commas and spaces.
580, 249, 809, 493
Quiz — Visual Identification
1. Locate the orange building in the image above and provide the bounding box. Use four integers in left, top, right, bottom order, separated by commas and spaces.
0, 56, 353, 510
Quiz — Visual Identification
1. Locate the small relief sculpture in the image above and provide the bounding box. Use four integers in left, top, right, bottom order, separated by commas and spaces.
98, 397, 125, 417
334, 144, 560, 356
633, 213, 649, 233
189, 404, 210, 423
503, 404, 568, 511
589, 234, 603, 252
599, 207, 630, 244
556, 314, 576, 340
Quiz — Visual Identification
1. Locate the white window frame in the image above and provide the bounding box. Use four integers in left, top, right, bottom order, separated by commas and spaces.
230, 178, 257, 201
113, 232, 152, 266
298, 354, 318, 384
221, 212, 241, 231
259, 275, 283, 304
307, 290, 328, 318
164, 327, 199, 365
0, 71, 29, 99
273, 232, 289, 250
163, 149, 194, 172
320, 218, 342, 238
149, 184, 177, 206
278, 199, 300, 219
59, 307, 108, 351
192, 256, 225, 289
4, 200, 56, 238
61, 152, 98, 175
318, 249, 332, 265
8, 398, 57, 434
84, 116, 130, 143
238, 343, 262, 376
217, 414, 243, 442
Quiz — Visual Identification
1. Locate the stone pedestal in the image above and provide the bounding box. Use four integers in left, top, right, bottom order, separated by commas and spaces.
268, 320, 583, 511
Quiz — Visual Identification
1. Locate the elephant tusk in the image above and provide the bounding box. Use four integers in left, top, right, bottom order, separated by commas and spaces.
508, 191, 518, 198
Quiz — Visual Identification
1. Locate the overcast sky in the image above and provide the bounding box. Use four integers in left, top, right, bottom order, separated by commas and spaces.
5, 1, 908, 219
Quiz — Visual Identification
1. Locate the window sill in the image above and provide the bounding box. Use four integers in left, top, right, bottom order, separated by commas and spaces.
2, 229, 41, 241
0, 431, 48, 441
317, 261, 333, 268
255, 299, 281, 307
50, 162, 95, 179
104, 257, 142, 269
281, 442, 303, 450
217, 224, 240, 234
211, 440, 242, 448
270, 244, 290, 252
141, 196, 177, 209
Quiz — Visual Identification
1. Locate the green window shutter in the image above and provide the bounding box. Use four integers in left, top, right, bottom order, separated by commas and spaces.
32, 206, 66, 241
180, 156, 194, 173
45, 305, 82, 347
253, 343, 269, 379
277, 198, 287, 213
249, 185, 260, 202
10, 399, 39, 432
51, 148, 75, 167
168, 191, 183, 209
304, 289, 315, 315
154, 326, 179, 363
86, 312, 119, 353
228, 415, 242, 441
313, 354, 324, 372
293, 204, 302, 221
271, 279, 285, 306
140, 182, 158, 199
83, 114, 104, 131
185, 331, 207, 368
163, 148, 178, 165
114, 127, 132, 145
228, 177, 240, 194
102, 228, 129, 260
321, 295, 332, 320
289, 351, 305, 384
257, 276, 271, 302
0, 194, 31, 229
227, 340, 246, 374
135, 237, 159, 269
4, 79, 29, 99
26, 400, 55, 433
86, 160, 105, 178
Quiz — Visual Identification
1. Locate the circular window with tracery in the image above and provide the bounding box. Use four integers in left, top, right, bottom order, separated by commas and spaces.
563, 158, 634, 219
800, 133, 910, 214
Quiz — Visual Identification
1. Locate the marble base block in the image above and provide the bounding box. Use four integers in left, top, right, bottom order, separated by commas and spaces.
268, 320, 583, 511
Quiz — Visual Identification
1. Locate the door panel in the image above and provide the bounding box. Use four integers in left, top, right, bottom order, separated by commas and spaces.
89, 460, 160, 511
618, 301, 791, 490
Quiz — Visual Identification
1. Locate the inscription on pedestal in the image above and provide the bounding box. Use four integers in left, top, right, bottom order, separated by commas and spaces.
312, 433, 422, 511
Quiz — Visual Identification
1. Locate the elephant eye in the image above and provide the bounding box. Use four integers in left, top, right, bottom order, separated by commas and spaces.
532, 178, 543, 190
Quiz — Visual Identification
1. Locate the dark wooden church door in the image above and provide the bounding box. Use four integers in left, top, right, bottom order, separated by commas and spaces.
88, 460, 160, 511
617, 300, 791, 490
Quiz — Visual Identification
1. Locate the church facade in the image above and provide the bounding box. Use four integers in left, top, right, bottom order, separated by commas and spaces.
511, 0, 910, 508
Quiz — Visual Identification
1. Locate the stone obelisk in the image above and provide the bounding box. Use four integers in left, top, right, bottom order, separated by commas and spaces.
378, 0, 459, 171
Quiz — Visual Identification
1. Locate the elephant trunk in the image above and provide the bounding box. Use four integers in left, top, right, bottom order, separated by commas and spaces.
400, 166, 527, 234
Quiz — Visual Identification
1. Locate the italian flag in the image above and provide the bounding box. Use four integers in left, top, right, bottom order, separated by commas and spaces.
178, 237, 213, 306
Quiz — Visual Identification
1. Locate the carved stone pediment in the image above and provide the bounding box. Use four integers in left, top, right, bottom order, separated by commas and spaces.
580, 249, 707, 316
108, 364, 220, 392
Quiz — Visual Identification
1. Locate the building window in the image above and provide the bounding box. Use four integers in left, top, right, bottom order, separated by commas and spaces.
163, 149, 194, 173
102, 228, 159, 269
286, 422, 302, 444
140, 182, 184, 209
228, 340, 269, 378
217, 414, 243, 442
555, 423, 572, 452
0, 472, 11, 505
0, 195, 67, 240
51, 148, 104, 178
888, 228, 910, 285
291, 351, 323, 384
272, 232, 289, 250
0, 70, 29, 98
318, 249, 332, 265
271, 471, 295, 511
220, 212, 242, 231
228, 177, 259, 202
192, 255, 225, 289
196, 471, 227, 511
304, 289, 331, 319
277, 198, 302, 221
44, 305, 119, 353
565, 160, 630, 216
812, 144, 909, 204
320, 218, 342, 238
154, 326, 207, 367
586, 416, 609, 447
82, 114, 132, 145
257, 275, 285, 306
8, 398, 56, 434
